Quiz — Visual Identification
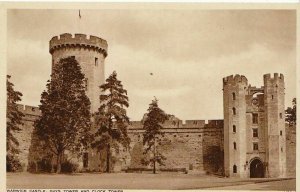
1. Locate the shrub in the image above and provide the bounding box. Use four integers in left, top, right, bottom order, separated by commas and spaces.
61, 161, 79, 173
37, 159, 52, 173
27, 161, 37, 173
6, 155, 22, 172
28, 159, 52, 173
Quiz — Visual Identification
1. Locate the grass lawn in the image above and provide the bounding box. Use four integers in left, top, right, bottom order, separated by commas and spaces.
6, 172, 296, 190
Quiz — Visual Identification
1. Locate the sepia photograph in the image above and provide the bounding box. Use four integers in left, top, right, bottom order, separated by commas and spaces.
4, 4, 297, 191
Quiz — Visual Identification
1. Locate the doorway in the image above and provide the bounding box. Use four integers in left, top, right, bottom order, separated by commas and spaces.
250, 158, 264, 178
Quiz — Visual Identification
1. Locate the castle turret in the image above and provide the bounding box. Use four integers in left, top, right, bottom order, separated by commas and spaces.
263, 73, 286, 177
49, 33, 108, 113
223, 75, 248, 178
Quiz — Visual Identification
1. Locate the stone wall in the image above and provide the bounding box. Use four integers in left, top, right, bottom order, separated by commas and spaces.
286, 124, 296, 178
14, 104, 40, 171
13, 103, 296, 177
124, 119, 224, 174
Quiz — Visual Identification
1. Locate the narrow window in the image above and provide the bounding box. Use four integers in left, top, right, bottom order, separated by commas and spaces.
272, 95, 274, 100
233, 125, 236, 133
233, 142, 237, 150
84, 78, 88, 91
232, 92, 236, 100
253, 128, 258, 137
95, 57, 98, 66
233, 165, 237, 173
279, 113, 283, 119
232, 107, 236, 115
280, 130, 282, 136
253, 142, 258, 150
83, 152, 88, 168
252, 113, 258, 124
281, 147, 283, 152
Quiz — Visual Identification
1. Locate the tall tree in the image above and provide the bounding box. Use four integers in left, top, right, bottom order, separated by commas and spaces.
286, 98, 296, 126
92, 71, 130, 173
6, 75, 24, 171
142, 98, 169, 174
35, 57, 91, 173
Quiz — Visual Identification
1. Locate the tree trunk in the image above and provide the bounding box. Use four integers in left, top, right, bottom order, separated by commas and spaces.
106, 144, 110, 173
56, 153, 61, 173
35, 161, 38, 173
153, 137, 156, 174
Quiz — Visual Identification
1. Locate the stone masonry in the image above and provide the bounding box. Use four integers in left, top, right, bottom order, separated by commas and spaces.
223, 74, 287, 178
11, 34, 295, 178
49, 33, 107, 113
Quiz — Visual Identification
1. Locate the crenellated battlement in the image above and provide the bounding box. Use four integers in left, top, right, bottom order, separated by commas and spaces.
205, 120, 224, 128
17, 104, 41, 116
183, 120, 206, 128
49, 33, 108, 57
223, 74, 248, 86
128, 119, 223, 131
248, 86, 264, 95
263, 73, 284, 82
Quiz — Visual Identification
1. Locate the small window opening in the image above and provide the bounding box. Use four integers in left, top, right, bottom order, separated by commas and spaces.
280, 130, 282, 136
95, 57, 98, 66
252, 113, 258, 124
232, 107, 236, 115
233, 142, 237, 150
279, 113, 283, 119
272, 95, 274, 100
232, 92, 236, 100
233, 165, 237, 173
253, 142, 258, 150
233, 125, 236, 133
253, 128, 258, 138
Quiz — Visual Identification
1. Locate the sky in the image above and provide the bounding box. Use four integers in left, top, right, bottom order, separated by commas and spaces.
7, 9, 296, 121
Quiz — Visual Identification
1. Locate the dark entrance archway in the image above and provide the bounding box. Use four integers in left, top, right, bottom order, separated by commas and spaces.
250, 158, 264, 178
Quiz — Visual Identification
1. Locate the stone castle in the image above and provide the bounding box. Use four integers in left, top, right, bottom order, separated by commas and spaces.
13, 33, 296, 178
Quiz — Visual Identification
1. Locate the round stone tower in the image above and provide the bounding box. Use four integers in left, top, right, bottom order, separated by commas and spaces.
223, 74, 248, 178
49, 33, 108, 113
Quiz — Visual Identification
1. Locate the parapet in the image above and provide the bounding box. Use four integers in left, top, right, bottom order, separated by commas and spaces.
163, 119, 183, 128
128, 121, 143, 129
17, 104, 41, 116
204, 120, 224, 129
263, 73, 284, 82
49, 33, 108, 57
183, 120, 205, 128
223, 74, 248, 86
248, 86, 264, 95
